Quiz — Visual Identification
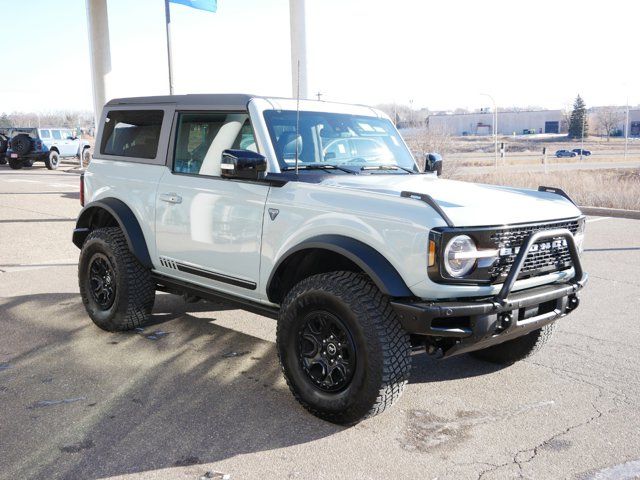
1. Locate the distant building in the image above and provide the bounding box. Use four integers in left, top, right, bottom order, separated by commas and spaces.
426, 110, 564, 136
620, 109, 640, 137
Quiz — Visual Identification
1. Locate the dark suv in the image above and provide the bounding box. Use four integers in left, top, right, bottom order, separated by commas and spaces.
0, 130, 9, 165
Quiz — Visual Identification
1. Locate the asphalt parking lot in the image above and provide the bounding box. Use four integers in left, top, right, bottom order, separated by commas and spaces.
1, 164, 639, 480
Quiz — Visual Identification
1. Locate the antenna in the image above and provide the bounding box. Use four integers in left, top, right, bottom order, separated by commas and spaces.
295, 60, 301, 176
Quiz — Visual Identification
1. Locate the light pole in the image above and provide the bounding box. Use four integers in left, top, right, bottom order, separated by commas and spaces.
624, 96, 630, 162
481, 93, 498, 168
580, 111, 585, 161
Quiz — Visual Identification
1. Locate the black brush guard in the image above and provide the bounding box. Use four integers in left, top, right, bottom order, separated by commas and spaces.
391, 228, 588, 358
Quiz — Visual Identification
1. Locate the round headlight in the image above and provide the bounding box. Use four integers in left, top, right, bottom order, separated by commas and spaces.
444, 235, 477, 277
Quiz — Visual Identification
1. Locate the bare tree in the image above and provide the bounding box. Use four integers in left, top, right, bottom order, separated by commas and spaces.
560, 104, 572, 134
403, 125, 453, 172
595, 107, 624, 141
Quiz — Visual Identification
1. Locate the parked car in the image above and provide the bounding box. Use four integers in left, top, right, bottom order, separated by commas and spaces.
73, 94, 587, 425
0, 132, 9, 165
555, 149, 577, 158
5, 127, 91, 170
571, 148, 591, 156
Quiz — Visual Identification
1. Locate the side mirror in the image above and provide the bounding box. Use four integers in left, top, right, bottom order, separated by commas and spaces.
221, 149, 267, 180
424, 152, 443, 176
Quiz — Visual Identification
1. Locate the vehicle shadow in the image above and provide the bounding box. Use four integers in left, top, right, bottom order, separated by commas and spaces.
0, 292, 505, 479
410, 350, 506, 383
0, 292, 341, 479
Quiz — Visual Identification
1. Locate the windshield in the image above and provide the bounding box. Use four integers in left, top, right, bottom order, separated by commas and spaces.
264, 110, 418, 173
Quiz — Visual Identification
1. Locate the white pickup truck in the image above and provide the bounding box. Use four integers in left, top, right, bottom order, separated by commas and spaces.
73, 94, 587, 425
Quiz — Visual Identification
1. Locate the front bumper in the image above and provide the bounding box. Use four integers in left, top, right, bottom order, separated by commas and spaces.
391, 227, 588, 358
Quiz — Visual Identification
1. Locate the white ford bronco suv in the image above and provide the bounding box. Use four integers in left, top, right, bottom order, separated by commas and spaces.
73, 94, 587, 425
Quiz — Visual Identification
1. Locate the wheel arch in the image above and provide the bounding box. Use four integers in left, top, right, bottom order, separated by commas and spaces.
267, 234, 413, 304
72, 198, 152, 268
49, 146, 60, 154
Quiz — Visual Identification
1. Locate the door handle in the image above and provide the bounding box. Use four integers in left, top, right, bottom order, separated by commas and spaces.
159, 193, 182, 204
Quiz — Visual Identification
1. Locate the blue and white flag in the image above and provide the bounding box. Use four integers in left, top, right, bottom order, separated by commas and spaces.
169, 0, 217, 13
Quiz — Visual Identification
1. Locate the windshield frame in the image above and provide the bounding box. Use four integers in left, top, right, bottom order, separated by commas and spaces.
263, 109, 419, 174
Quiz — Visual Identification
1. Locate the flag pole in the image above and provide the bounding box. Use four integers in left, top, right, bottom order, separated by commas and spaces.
164, 0, 174, 95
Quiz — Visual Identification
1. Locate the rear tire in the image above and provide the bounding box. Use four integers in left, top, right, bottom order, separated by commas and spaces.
470, 323, 556, 364
277, 271, 411, 425
45, 151, 59, 170
78, 227, 155, 331
0, 157, 6, 165
8, 158, 22, 169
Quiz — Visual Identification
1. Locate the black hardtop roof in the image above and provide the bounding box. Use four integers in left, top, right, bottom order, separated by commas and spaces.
106, 93, 259, 109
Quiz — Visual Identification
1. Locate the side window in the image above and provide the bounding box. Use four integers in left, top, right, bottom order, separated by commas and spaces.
40, 129, 51, 139
101, 110, 164, 159
52, 130, 62, 140
173, 112, 254, 176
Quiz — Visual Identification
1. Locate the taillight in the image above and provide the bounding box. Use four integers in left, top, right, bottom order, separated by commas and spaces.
80, 173, 85, 206
36, 140, 42, 150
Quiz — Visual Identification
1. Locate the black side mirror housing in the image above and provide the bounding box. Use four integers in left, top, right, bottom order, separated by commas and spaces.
221, 149, 267, 180
425, 152, 443, 176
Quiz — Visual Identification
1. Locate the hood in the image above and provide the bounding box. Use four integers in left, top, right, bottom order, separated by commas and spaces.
319, 174, 581, 227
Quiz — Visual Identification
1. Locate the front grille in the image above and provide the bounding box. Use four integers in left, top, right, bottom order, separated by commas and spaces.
488, 220, 579, 280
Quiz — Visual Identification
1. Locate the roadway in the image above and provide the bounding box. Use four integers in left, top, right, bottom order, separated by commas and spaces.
1, 164, 639, 479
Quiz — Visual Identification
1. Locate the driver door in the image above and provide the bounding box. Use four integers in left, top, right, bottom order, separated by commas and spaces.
155, 111, 268, 298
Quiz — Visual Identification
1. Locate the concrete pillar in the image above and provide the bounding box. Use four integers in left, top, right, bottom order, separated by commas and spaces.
85, 0, 112, 129
289, 0, 308, 99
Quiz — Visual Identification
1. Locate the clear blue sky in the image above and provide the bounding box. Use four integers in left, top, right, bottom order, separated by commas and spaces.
1, 0, 638, 114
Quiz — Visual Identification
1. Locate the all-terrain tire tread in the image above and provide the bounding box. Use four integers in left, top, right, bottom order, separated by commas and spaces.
470, 322, 556, 364
277, 271, 411, 424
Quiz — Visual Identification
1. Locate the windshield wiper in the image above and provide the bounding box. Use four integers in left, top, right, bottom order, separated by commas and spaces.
361, 165, 416, 174
282, 164, 357, 174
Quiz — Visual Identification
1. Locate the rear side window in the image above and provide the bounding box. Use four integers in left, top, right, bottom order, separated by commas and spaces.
40, 129, 51, 139
101, 110, 164, 159
52, 130, 62, 140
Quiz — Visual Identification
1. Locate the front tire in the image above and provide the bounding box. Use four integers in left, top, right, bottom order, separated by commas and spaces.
78, 227, 155, 331
277, 271, 411, 425
470, 323, 556, 364
45, 151, 59, 170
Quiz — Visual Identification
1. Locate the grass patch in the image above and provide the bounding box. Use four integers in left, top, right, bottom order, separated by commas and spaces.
451, 169, 640, 210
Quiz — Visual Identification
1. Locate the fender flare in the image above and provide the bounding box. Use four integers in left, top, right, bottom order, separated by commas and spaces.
72, 198, 152, 268
268, 234, 413, 299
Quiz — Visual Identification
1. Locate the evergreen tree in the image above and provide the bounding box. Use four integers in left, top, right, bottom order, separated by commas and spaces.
568, 95, 588, 139
0, 113, 11, 128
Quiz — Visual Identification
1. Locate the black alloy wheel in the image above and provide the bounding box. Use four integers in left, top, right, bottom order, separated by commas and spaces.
88, 253, 117, 310
298, 311, 356, 392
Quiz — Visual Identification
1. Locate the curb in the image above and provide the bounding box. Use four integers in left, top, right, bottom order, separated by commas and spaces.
580, 206, 640, 220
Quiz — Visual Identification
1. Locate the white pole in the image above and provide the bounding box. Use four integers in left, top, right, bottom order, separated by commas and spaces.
165, 0, 174, 95
85, 0, 112, 130
289, 0, 308, 99
624, 97, 629, 162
